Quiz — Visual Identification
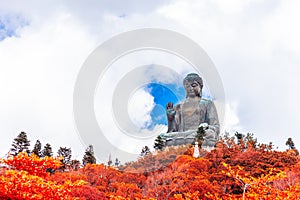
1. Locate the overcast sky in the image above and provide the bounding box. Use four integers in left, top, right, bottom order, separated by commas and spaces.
1, 0, 300, 162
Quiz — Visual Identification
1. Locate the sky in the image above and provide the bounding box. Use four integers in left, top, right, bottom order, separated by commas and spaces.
1, 0, 300, 163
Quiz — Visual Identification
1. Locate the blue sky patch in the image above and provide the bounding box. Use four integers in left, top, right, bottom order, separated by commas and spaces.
0, 14, 29, 41
143, 80, 212, 129
145, 83, 185, 127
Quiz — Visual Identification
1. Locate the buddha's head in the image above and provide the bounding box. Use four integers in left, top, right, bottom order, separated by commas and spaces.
183, 73, 203, 98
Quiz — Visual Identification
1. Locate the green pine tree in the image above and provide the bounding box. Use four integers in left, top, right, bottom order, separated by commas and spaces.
115, 158, 120, 167
82, 145, 96, 166
10, 131, 30, 156
154, 135, 165, 151
140, 146, 151, 157
57, 147, 72, 170
107, 154, 112, 166
71, 159, 81, 171
41, 143, 53, 157
32, 140, 42, 157
195, 126, 207, 147
235, 131, 244, 145
235, 131, 244, 140
286, 138, 296, 150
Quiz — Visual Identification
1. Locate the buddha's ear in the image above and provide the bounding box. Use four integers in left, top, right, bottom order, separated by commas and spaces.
199, 88, 202, 97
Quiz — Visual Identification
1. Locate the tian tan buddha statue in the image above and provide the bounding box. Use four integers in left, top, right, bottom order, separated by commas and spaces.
161, 73, 219, 148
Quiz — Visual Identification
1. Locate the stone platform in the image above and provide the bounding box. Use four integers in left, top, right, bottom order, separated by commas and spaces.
160, 130, 196, 146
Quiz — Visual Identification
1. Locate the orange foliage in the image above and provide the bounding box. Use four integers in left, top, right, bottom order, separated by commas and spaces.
1, 138, 300, 199
0, 153, 86, 199
3, 152, 61, 177
0, 169, 85, 199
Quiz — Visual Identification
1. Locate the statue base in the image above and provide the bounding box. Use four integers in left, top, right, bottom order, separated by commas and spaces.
160, 130, 217, 148
164, 131, 196, 146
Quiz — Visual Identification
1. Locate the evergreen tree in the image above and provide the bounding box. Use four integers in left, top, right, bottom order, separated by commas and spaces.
71, 159, 81, 171
235, 131, 244, 140
154, 135, 165, 151
267, 142, 274, 150
41, 143, 53, 157
57, 147, 72, 169
32, 140, 42, 157
115, 158, 120, 167
196, 126, 207, 146
107, 154, 112, 166
10, 131, 30, 156
286, 138, 296, 150
140, 146, 151, 157
42, 143, 54, 174
82, 145, 96, 166
244, 132, 258, 148
235, 131, 244, 145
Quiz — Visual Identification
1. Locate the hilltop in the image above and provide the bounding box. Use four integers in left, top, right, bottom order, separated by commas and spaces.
1, 133, 300, 199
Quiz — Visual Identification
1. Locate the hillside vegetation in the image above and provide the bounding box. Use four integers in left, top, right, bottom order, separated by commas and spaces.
1, 133, 300, 199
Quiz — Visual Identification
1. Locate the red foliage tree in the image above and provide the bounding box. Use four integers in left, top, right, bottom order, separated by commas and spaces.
1, 134, 300, 199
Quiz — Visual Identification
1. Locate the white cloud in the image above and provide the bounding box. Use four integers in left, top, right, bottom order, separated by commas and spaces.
263, 0, 300, 54
212, 0, 264, 14
156, 0, 300, 150
0, 9, 96, 159
128, 88, 155, 129
1, 0, 300, 161
223, 102, 240, 133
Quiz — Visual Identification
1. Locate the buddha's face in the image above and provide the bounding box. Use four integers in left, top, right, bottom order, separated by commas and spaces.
184, 79, 202, 98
